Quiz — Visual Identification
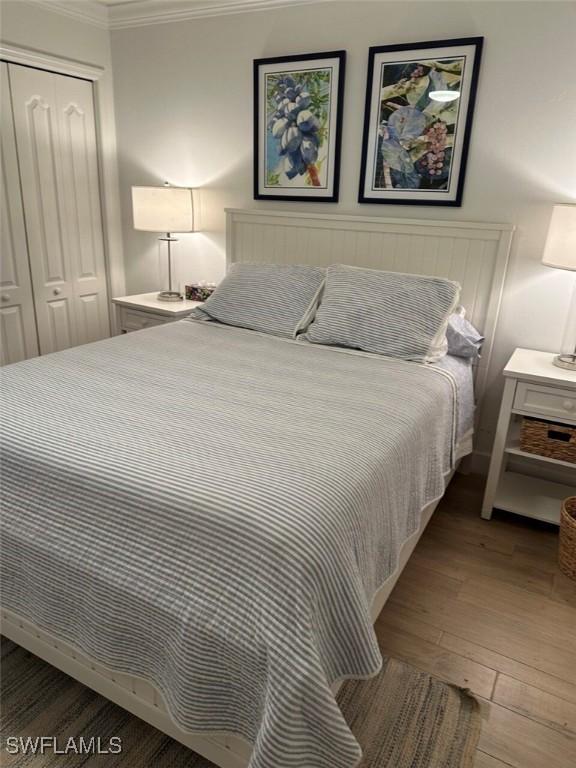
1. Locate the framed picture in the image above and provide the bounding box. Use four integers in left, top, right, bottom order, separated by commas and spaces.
359, 37, 483, 206
254, 50, 346, 202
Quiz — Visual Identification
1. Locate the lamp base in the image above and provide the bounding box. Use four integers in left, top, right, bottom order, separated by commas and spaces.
553, 352, 576, 371
157, 290, 182, 302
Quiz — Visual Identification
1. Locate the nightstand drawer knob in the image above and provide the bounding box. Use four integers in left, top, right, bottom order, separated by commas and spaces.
1, 294, 9, 302
564, 400, 574, 411
53, 288, 62, 296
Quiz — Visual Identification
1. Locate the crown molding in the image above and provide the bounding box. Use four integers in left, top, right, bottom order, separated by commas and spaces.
0, 42, 105, 80
25, 0, 109, 28
107, 0, 331, 30
19, 0, 332, 32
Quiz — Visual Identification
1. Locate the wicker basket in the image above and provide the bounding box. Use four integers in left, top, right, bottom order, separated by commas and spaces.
520, 417, 576, 464
559, 497, 576, 581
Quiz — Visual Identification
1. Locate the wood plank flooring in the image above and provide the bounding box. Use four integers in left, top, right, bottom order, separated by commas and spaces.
375, 473, 576, 768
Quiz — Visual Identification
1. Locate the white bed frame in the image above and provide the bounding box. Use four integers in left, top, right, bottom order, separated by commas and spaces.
1, 210, 514, 768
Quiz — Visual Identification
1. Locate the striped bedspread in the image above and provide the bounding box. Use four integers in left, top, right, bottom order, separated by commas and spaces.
1, 320, 459, 768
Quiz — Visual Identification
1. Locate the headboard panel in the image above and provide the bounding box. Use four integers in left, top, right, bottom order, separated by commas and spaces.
226, 208, 514, 407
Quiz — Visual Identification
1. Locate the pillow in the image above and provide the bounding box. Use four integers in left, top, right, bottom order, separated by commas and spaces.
189, 263, 325, 338
302, 264, 460, 363
446, 310, 484, 359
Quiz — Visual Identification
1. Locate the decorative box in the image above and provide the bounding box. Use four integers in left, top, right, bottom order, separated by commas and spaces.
185, 283, 216, 302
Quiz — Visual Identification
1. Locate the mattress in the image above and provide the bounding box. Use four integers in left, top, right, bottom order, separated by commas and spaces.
0, 320, 470, 768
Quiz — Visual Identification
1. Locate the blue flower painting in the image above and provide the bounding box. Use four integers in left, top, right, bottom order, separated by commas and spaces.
265, 69, 331, 189
359, 39, 483, 206
254, 52, 345, 201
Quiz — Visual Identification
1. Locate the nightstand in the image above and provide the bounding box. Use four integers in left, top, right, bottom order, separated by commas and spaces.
111, 293, 202, 334
482, 348, 576, 524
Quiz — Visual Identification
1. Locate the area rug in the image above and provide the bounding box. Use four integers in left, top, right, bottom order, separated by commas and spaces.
0, 637, 480, 767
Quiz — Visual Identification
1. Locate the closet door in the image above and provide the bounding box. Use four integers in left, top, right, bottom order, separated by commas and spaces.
8, 64, 110, 354
0, 63, 39, 365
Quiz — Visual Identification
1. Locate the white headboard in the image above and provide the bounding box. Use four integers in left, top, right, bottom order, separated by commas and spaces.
225, 208, 514, 406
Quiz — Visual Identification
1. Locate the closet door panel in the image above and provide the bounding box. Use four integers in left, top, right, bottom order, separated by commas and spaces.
47, 299, 73, 349
0, 62, 39, 365
77, 293, 104, 344
0, 307, 31, 365
55, 75, 110, 344
27, 96, 68, 284
9, 64, 77, 354
8, 64, 110, 355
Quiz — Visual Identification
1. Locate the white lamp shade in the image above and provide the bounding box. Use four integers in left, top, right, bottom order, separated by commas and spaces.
542, 204, 576, 271
132, 186, 195, 233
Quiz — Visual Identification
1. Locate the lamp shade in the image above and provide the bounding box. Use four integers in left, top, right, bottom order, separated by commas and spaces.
542, 204, 576, 271
132, 186, 194, 233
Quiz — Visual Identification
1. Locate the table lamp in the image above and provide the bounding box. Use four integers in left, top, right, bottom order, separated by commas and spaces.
132, 183, 195, 301
542, 204, 576, 370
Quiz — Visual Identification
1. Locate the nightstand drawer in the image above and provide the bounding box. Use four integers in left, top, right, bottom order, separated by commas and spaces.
513, 381, 576, 423
120, 308, 171, 333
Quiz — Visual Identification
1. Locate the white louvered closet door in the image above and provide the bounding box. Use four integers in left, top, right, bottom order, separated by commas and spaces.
0, 63, 39, 365
8, 64, 110, 355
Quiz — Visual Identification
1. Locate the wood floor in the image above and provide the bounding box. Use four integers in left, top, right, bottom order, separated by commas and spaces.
375, 473, 576, 768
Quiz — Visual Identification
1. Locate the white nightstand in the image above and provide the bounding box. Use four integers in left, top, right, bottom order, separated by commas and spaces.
112, 293, 202, 334
482, 348, 576, 524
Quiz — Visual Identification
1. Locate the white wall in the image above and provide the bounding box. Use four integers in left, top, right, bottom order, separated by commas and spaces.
110, 0, 576, 460
0, 0, 125, 307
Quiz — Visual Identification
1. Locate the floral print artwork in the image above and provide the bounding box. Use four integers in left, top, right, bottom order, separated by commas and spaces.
359, 39, 482, 206
374, 57, 464, 191
265, 68, 332, 189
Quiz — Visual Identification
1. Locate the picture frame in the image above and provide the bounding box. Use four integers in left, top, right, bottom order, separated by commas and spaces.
358, 37, 483, 206
254, 50, 346, 202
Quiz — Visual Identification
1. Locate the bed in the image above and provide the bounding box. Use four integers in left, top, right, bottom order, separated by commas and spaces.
0, 210, 513, 768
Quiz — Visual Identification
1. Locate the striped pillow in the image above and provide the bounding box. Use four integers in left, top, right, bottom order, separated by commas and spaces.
302, 265, 460, 362
189, 263, 325, 338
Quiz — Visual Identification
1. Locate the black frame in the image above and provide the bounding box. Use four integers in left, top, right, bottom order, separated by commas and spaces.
358, 37, 483, 207
254, 50, 346, 202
